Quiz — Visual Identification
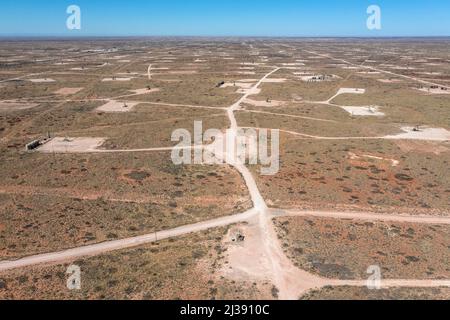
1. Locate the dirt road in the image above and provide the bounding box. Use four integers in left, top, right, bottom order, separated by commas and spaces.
2, 65, 449, 299
0, 208, 258, 272
304, 50, 450, 90
272, 209, 450, 224
244, 127, 450, 142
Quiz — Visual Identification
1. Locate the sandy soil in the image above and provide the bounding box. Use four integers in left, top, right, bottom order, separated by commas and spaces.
395, 140, 450, 155
102, 77, 132, 82
0, 101, 39, 111
241, 62, 263, 66
293, 72, 314, 76
299, 75, 339, 82
237, 79, 259, 83
389, 66, 417, 70
272, 209, 450, 224
243, 98, 286, 107
29, 78, 56, 83
96, 100, 139, 113
53, 87, 84, 95
117, 72, 140, 76
262, 78, 287, 83
0, 208, 258, 272
2, 44, 450, 300
238, 71, 256, 75
419, 72, 442, 76
237, 87, 261, 95
37, 137, 106, 153
340, 106, 385, 117
358, 71, 381, 74
221, 82, 254, 89
220, 212, 330, 300
386, 127, 450, 142
221, 218, 274, 282
377, 79, 404, 83
328, 88, 366, 103
282, 63, 305, 66
166, 70, 198, 75
129, 88, 160, 95
415, 87, 450, 95
348, 152, 400, 167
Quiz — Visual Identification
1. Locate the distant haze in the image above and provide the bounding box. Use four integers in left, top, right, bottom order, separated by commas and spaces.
0, 0, 449, 37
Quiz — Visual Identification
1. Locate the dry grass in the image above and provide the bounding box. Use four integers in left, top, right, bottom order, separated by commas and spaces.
0, 227, 272, 300
274, 216, 450, 280
301, 286, 450, 300
251, 136, 450, 212
0, 152, 251, 258
1, 38, 449, 300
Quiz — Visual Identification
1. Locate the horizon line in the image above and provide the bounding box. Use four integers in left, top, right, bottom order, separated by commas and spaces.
1, 35, 450, 40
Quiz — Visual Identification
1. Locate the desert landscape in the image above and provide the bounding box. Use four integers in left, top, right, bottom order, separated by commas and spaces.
0, 38, 449, 300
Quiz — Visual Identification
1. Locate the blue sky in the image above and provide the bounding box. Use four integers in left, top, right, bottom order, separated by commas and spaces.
0, 0, 449, 37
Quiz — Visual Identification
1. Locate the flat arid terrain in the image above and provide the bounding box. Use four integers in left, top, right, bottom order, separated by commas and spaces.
0, 38, 449, 300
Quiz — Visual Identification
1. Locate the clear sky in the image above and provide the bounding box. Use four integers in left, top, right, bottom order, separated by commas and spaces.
0, 0, 449, 37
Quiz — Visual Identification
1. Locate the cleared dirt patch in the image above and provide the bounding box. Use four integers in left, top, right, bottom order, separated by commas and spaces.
38, 137, 106, 153
386, 127, 450, 142
220, 82, 254, 89
96, 101, 139, 113
166, 70, 198, 75
329, 87, 365, 99
341, 106, 385, 117
299, 75, 340, 82
358, 71, 381, 75
221, 219, 273, 283
129, 88, 160, 95
53, 88, 84, 95
262, 78, 287, 83
102, 77, 132, 82
237, 71, 256, 75
377, 79, 404, 84
348, 152, 399, 167
29, 78, 56, 83
243, 98, 286, 108
0, 101, 39, 111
